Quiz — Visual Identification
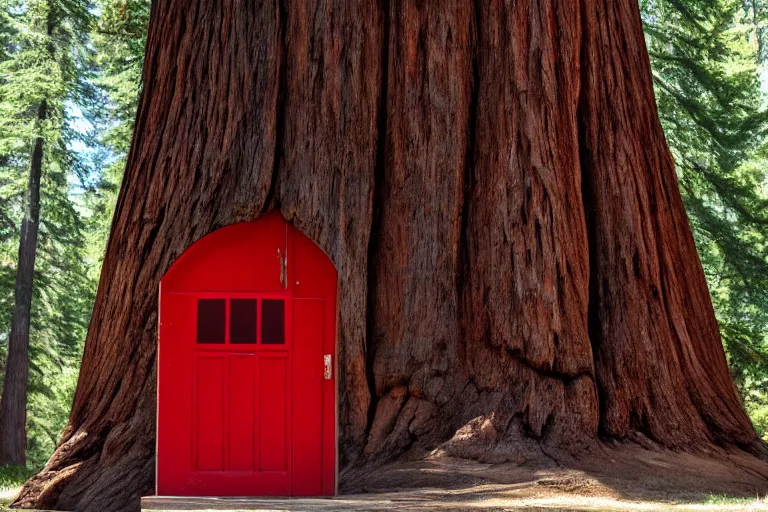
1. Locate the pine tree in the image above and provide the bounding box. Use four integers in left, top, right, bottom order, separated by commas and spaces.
84, 0, 148, 267
0, 0, 93, 466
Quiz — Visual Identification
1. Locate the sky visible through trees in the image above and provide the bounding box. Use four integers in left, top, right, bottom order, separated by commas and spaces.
0, 0, 765, 470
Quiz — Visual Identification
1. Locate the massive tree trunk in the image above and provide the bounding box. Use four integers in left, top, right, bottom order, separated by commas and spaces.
14, 0, 766, 510
0, 100, 46, 466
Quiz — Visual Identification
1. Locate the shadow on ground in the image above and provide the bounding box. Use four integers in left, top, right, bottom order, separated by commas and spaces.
142, 442, 768, 511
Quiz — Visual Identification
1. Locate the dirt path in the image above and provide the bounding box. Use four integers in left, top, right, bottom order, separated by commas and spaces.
142, 493, 766, 511
142, 443, 768, 511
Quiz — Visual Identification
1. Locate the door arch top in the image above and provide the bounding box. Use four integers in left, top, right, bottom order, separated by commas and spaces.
161, 211, 336, 294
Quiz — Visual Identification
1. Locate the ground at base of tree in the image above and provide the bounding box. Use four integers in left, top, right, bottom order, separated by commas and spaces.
140, 443, 768, 511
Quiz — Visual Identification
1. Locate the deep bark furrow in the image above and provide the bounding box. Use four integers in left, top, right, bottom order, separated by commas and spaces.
576, 0, 604, 431
456, 0, 480, 372
263, 0, 288, 213
364, 0, 391, 446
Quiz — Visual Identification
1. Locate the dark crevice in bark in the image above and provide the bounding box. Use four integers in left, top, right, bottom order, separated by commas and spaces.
504, 345, 593, 385
575, 0, 605, 433
578, 154, 604, 425
364, 0, 390, 441
263, 0, 288, 214
627, 409, 661, 446
456, 0, 480, 366
139, 209, 166, 269
535, 412, 557, 442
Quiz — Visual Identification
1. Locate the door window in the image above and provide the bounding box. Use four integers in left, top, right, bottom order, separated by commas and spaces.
196, 299, 225, 343
196, 298, 285, 345
230, 299, 257, 343
261, 299, 285, 344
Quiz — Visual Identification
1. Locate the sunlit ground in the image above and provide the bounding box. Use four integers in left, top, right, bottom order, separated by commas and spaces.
5, 447, 768, 511
1, 485, 766, 510
0, 488, 17, 508
139, 493, 768, 511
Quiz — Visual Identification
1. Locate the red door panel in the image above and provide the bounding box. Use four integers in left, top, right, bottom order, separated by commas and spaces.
157, 213, 337, 497
195, 356, 225, 471
258, 355, 288, 472
157, 292, 195, 494
292, 299, 324, 495
228, 354, 255, 472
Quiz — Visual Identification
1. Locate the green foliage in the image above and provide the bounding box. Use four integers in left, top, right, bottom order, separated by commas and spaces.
0, 0, 96, 469
83, 0, 148, 271
704, 493, 766, 505
641, 0, 768, 436
0, 465, 32, 492
0, 0, 148, 469
0, 0, 148, 471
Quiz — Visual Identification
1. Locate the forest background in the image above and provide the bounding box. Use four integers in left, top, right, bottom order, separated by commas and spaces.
0, 0, 766, 478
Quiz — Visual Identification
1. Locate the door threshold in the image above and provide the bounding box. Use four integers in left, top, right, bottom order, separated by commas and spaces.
142, 495, 342, 511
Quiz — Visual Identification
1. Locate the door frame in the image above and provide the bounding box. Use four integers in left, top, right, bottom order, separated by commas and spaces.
154, 215, 339, 497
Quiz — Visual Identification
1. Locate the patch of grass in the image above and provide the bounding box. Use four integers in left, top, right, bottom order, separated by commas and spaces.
0, 466, 30, 493
0, 465, 30, 506
704, 493, 766, 505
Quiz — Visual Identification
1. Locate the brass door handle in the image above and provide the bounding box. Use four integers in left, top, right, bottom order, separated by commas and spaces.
323, 354, 332, 380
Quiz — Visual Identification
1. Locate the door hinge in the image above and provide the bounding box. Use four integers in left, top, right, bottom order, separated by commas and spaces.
323, 354, 332, 380
278, 247, 287, 289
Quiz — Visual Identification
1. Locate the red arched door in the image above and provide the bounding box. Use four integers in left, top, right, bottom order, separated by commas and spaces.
156, 213, 337, 496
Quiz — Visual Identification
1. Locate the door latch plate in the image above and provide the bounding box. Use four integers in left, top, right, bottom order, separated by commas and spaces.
323, 354, 332, 380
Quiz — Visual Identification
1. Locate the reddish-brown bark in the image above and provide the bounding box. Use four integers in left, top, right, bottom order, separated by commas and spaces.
13, 0, 766, 510
578, 0, 759, 450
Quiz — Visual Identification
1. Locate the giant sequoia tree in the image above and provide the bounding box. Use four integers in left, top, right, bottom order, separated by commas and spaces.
14, 0, 768, 510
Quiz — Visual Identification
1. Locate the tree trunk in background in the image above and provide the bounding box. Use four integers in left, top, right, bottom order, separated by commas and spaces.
0, 101, 46, 466
14, 0, 767, 510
